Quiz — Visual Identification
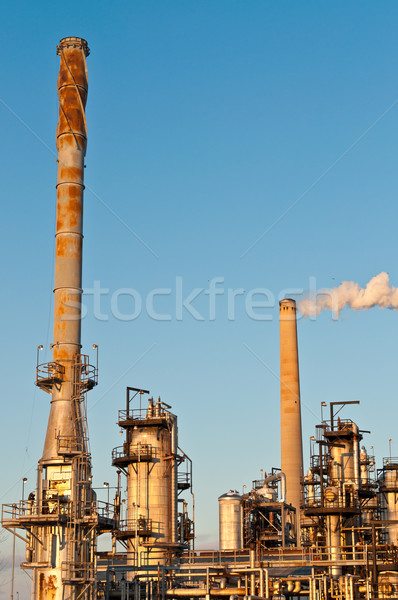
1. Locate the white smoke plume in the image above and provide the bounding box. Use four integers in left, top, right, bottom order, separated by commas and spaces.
298, 272, 398, 318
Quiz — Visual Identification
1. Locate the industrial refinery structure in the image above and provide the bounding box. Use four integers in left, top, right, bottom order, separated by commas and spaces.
3, 37, 398, 600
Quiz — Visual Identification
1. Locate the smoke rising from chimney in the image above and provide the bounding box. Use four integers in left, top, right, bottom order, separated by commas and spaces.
298, 272, 398, 318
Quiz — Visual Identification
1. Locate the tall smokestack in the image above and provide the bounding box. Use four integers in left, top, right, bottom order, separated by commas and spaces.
279, 298, 303, 540
32, 37, 98, 600
42, 36, 90, 462
1, 38, 113, 600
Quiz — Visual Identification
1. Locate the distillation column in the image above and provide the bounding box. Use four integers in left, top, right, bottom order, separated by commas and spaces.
126, 402, 176, 568
114, 395, 180, 570
31, 37, 97, 600
279, 298, 303, 540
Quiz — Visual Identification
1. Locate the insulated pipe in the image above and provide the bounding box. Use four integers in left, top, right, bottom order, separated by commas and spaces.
166, 590, 246, 597
360, 446, 369, 486
170, 415, 178, 544
306, 469, 315, 506
279, 298, 303, 539
249, 547, 255, 595
42, 37, 90, 463
263, 472, 287, 503
353, 424, 361, 489
328, 515, 342, 579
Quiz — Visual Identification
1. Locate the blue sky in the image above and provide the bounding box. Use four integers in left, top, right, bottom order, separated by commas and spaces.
1, 1, 398, 596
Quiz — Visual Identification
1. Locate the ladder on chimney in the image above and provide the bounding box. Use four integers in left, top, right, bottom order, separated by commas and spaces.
71, 354, 90, 456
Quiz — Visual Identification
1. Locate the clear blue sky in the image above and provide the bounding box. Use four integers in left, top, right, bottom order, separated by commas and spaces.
1, 1, 398, 596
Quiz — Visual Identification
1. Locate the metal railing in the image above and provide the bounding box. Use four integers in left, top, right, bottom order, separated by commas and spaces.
2, 499, 115, 523
61, 560, 95, 583
304, 489, 360, 510
118, 408, 171, 422
182, 549, 251, 565
112, 443, 152, 462
309, 454, 329, 470
303, 476, 380, 510
117, 517, 152, 536
57, 435, 86, 455
383, 457, 398, 468
323, 418, 355, 431
181, 544, 391, 566
36, 361, 65, 391
73, 353, 98, 395
178, 472, 191, 489
2, 499, 68, 521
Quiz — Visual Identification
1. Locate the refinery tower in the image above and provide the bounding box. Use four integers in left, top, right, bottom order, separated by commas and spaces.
2, 37, 114, 600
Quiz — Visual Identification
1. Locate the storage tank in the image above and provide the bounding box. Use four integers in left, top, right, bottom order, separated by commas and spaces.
218, 490, 243, 550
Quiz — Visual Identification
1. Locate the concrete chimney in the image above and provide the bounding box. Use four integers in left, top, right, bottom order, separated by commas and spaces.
279, 298, 303, 539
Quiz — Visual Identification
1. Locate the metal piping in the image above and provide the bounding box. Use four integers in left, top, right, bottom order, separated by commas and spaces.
170, 414, 178, 544
328, 514, 342, 579
263, 472, 287, 503
165, 589, 246, 597
352, 423, 361, 489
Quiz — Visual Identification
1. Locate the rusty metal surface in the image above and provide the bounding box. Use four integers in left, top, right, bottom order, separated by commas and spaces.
42, 37, 89, 463
39, 573, 58, 600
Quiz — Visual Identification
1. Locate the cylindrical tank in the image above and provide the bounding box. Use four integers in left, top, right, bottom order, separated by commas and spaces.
384, 466, 398, 545
279, 298, 303, 534
126, 403, 177, 568
218, 491, 243, 551
329, 422, 359, 485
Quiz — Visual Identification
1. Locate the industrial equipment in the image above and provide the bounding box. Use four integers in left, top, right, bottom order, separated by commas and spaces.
3, 37, 398, 600
112, 387, 194, 570
1, 37, 116, 600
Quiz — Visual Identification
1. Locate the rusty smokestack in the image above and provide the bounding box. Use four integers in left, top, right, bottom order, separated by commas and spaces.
31, 37, 98, 600
279, 298, 303, 541
42, 36, 90, 462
